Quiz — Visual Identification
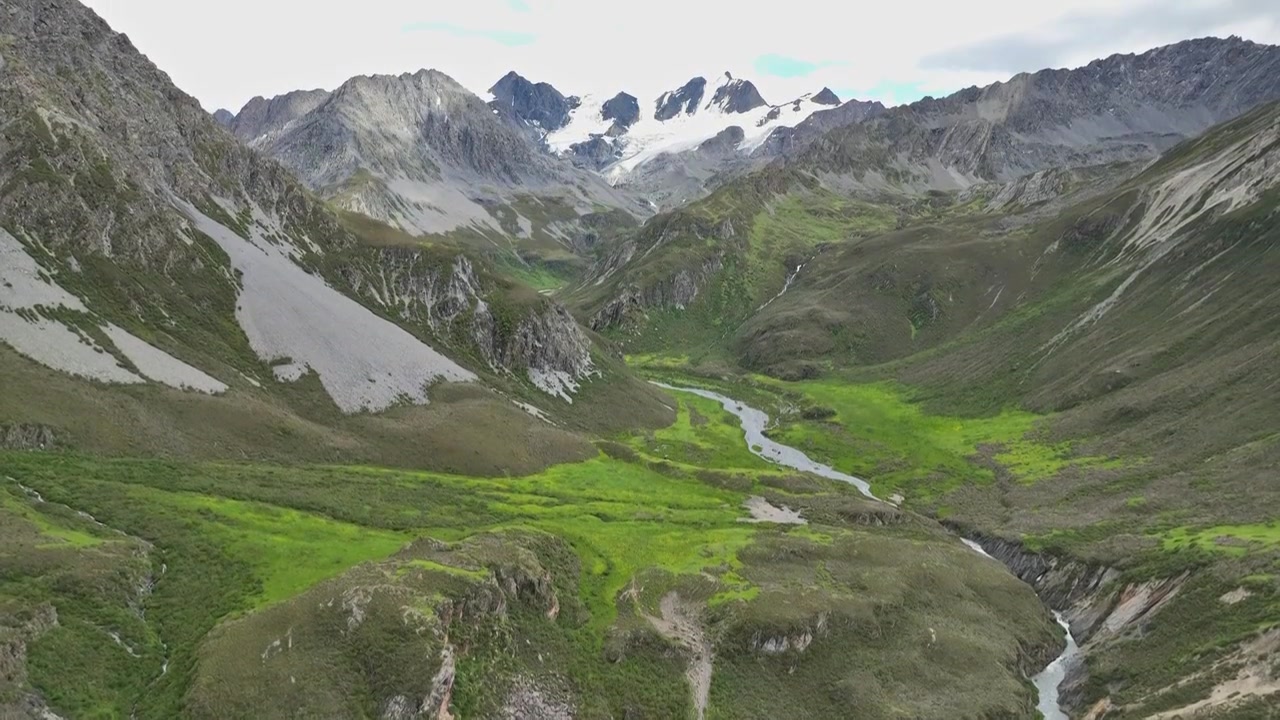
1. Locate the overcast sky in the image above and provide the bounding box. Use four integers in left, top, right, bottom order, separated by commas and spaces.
82, 0, 1280, 113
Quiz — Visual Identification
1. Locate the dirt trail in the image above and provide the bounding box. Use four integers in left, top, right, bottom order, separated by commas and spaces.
645, 592, 712, 720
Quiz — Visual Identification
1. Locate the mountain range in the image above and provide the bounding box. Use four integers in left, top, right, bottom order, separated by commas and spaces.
3, 0, 1280, 717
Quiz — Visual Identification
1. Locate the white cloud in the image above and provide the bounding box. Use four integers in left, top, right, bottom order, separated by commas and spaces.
81, 0, 1280, 112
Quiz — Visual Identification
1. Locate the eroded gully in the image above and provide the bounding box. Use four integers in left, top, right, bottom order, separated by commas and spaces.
652, 382, 1080, 719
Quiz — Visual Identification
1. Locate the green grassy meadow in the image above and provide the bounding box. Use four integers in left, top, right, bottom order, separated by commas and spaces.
0, 382, 1060, 719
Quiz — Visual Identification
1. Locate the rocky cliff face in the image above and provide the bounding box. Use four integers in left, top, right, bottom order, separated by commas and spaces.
0, 0, 605, 411
655, 76, 708, 121
781, 36, 1280, 186
600, 92, 640, 133
222, 88, 331, 145
709, 74, 767, 114
339, 250, 595, 393
237, 68, 636, 242
488, 70, 580, 141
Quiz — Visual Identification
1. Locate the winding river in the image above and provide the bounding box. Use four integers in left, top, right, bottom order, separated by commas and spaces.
652, 382, 1080, 718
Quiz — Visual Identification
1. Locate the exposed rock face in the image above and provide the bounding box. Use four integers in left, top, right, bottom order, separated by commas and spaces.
222, 88, 331, 145
754, 98, 886, 156
655, 76, 708, 120
964, 533, 1200, 714
775, 36, 1280, 185
271, 70, 549, 190
488, 71, 580, 139
340, 251, 595, 394
211, 108, 234, 126
699, 126, 747, 154
567, 135, 622, 171
984, 167, 1078, 210
601, 91, 640, 134
241, 68, 634, 237
811, 87, 841, 106
0, 605, 61, 720
710, 74, 767, 113
0, 424, 58, 450
590, 254, 725, 331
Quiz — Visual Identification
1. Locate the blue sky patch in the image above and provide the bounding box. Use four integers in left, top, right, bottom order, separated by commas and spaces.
506, 0, 532, 11
755, 54, 826, 78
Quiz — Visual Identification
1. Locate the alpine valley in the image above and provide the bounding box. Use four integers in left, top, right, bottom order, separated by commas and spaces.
1, 1, 1277, 718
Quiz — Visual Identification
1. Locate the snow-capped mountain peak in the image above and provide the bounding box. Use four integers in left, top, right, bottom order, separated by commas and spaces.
539, 71, 845, 181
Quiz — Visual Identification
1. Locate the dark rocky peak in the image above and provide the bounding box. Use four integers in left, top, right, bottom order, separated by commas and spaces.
698, 125, 746, 154
655, 76, 708, 121
568, 135, 623, 171
811, 87, 841, 106
602, 92, 641, 133
212, 108, 235, 126
709, 72, 767, 113
488, 70, 580, 133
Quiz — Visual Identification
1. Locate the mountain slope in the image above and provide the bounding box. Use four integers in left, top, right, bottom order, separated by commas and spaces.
626, 100, 1280, 719
0, 0, 668, 466
579, 37, 1280, 352
768, 36, 1280, 185
226, 70, 642, 278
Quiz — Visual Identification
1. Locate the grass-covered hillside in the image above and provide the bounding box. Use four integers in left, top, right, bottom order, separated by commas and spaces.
618, 101, 1280, 717
1, 389, 1061, 719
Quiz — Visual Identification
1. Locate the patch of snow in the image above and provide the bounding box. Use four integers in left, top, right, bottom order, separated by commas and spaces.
177, 200, 475, 413
101, 323, 227, 394
546, 75, 830, 183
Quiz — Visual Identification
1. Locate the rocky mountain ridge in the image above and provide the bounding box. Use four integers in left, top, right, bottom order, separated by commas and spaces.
0, 0, 619, 422
784, 35, 1280, 188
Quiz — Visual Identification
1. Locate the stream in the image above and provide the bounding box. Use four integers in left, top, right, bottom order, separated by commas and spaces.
652, 382, 1080, 718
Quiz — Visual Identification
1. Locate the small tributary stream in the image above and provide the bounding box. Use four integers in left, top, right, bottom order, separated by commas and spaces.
652, 382, 1080, 718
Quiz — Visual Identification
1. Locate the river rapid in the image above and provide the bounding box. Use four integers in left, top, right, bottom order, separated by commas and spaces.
652, 382, 1080, 718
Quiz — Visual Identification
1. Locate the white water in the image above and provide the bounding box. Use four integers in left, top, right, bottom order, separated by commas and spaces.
653, 382, 1078, 718
1034, 613, 1081, 720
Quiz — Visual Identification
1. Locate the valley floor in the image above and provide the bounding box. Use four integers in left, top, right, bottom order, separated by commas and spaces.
632, 358, 1280, 719
2, 385, 1062, 720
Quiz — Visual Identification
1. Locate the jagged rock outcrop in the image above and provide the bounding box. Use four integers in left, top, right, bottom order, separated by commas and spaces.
655, 77, 708, 121
488, 71, 580, 140
222, 88, 331, 145
590, 254, 725, 332
710, 74, 767, 114
211, 108, 234, 126
963, 532, 1203, 714
340, 251, 595, 393
601, 92, 640, 134
779, 36, 1280, 185
811, 88, 841, 106
698, 126, 747, 154
0, 423, 58, 450
567, 135, 622, 171
754, 98, 887, 156
0, 605, 61, 720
